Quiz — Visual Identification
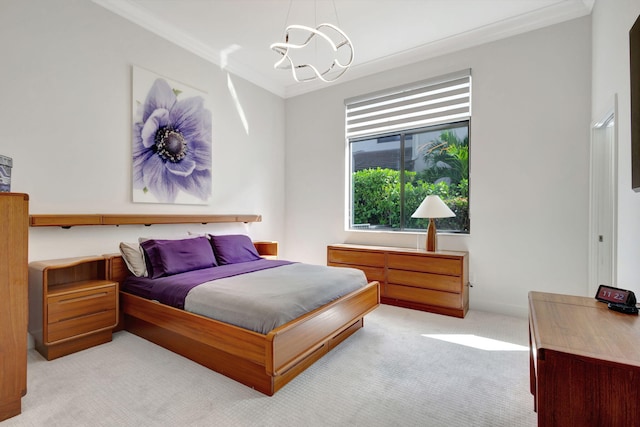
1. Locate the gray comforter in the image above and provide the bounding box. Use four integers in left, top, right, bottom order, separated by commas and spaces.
184, 263, 367, 334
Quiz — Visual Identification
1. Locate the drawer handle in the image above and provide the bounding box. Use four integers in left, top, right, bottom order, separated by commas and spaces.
57, 292, 109, 304
55, 308, 111, 323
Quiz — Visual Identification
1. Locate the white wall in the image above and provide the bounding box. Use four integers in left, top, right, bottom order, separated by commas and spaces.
591, 0, 640, 297
0, 1, 603, 319
284, 17, 592, 318
0, 0, 286, 261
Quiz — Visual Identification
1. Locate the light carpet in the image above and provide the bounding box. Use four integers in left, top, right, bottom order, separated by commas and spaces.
4, 305, 537, 427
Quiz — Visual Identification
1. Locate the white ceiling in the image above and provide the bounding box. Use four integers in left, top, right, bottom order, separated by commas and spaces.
93, 0, 593, 98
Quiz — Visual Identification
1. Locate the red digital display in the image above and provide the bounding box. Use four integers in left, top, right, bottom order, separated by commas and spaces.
596, 285, 632, 304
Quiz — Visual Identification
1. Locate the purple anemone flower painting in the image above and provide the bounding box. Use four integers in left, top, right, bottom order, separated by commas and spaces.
132, 68, 212, 204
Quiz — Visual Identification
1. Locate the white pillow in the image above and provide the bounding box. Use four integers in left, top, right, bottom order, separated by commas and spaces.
187, 231, 209, 238
119, 242, 147, 277
137, 233, 198, 244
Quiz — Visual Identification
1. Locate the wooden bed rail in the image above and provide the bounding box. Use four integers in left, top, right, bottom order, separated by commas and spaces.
265, 281, 380, 376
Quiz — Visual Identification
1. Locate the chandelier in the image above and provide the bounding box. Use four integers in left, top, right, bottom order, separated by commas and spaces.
270, 1, 354, 83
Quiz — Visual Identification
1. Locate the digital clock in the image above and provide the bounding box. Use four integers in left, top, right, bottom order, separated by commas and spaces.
595, 284, 637, 306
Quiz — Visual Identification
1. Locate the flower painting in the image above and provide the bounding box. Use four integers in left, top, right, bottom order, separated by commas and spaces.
132, 66, 212, 204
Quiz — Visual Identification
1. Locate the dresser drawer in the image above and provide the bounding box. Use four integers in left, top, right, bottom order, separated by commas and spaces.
387, 253, 462, 276
47, 309, 116, 343
328, 248, 385, 267
384, 283, 462, 309
329, 263, 385, 282
328, 244, 468, 318
388, 269, 461, 293
47, 285, 116, 324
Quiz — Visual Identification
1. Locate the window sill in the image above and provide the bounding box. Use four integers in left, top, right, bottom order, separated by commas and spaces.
346, 228, 469, 237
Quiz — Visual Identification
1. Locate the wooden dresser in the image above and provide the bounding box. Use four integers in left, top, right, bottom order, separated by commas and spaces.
529, 291, 640, 426
28, 256, 118, 360
0, 193, 29, 422
327, 244, 469, 318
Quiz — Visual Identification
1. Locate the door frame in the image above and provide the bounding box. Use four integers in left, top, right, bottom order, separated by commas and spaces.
588, 94, 618, 296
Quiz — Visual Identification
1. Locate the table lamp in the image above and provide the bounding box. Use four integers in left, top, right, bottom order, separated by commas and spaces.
411, 195, 455, 251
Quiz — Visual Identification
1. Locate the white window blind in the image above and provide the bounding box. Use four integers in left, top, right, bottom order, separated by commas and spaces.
345, 70, 471, 140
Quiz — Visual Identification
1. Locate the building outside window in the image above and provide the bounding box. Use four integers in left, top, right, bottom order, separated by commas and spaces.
346, 70, 471, 233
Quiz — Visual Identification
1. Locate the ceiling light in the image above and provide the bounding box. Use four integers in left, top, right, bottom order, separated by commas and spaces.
270, 1, 354, 83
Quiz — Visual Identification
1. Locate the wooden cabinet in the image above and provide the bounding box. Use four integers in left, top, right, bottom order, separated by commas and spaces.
28, 256, 118, 360
529, 292, 640, 426
0, 193, 29, 422
328, 244, 468, 318
253, 241, 279, 260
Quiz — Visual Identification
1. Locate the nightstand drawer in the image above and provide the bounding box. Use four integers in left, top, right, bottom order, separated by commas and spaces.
328, 249, 385, 267
48, 285, 116, 324
388, 269, 461, 293
30, 257, 119, 359
47, 309, 116, 343
387, 254, 462, 276
384, 284, 462, 309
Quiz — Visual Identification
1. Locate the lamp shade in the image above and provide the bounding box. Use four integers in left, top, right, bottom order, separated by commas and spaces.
411, 195, 455, 219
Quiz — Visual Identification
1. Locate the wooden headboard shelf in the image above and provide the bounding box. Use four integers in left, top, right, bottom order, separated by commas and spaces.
29, 214, 262, 228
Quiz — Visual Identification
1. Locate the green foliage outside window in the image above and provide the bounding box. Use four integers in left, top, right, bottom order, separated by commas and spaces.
417, 130, 469, 185
352, 169, 468, 231
351, 128, 469, 232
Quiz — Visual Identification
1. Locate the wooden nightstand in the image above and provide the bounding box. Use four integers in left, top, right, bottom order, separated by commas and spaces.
328, 244, 469, 318
253, 241, 278, 260
529, 292, 640, 425
28, 256, 118, 360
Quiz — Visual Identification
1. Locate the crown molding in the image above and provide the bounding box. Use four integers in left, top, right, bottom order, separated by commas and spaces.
282, 1, 593, 98
94, 0, 592, 100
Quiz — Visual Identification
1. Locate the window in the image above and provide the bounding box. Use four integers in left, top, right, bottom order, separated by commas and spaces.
346, 70, 471, 233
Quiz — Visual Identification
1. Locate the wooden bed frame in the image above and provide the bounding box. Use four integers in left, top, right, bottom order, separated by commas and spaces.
105, 253, 380, 396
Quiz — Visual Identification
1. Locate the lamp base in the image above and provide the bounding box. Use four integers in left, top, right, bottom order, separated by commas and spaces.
426, 218, 437, 252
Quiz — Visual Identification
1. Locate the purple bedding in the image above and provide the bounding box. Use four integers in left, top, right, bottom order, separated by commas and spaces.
121, 259, 293, 309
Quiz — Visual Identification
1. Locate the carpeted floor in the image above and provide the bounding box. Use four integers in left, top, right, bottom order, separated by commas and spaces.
4, 305, 537, 427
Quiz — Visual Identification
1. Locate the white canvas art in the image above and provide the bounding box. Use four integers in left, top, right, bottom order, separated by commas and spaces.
132, 66, 212, 205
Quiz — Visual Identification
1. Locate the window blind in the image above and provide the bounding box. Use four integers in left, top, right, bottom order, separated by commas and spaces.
345, 70, 471, 140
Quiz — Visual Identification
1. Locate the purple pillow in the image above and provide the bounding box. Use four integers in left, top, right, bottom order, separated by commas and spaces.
209, 234, 262, 265
140, 236, 217, 278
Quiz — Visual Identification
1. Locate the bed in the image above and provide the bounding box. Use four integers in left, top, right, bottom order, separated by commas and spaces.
106, 234, 380, 395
